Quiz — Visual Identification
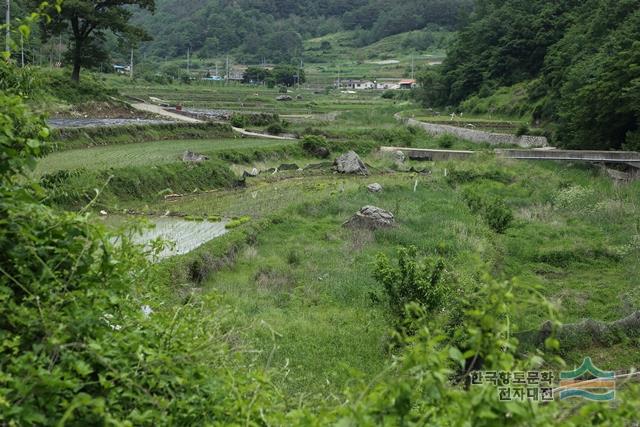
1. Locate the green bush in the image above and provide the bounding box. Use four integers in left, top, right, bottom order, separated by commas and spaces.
437, 134, 456, 149
515, 123, 530, 136
373, 246, 447, 325
266, 122, 284, 135
300, 134, 331, 158
462, 189, 513, 233
230, 114, 247, 128
381, 90, 396, 99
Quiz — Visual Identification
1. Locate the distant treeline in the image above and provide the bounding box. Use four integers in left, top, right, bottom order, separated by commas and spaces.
131, 0, 473, 62
416, 0, 640, 150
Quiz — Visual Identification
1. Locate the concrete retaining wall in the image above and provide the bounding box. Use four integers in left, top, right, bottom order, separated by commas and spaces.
403, 117, 548, 148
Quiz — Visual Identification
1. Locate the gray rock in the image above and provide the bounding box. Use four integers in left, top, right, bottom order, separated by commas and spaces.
393, 150, 406, 163
182, 151, 209, 163
243, 168, 259, 178
312, 146, 331, 158
276, 95, 293, 101
334, 151, 369, 175
343, 205, 395, 229
367, 183, 383, 193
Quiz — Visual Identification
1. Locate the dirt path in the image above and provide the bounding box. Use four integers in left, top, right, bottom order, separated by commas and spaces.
131, 102, 296, 140
130, 103, 202, 123
231, 126, 296, 140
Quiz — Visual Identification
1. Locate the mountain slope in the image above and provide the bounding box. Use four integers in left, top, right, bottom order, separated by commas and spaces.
132, 0, 472, 62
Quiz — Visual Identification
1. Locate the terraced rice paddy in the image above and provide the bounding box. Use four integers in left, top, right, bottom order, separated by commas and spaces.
36, 138, 295, 175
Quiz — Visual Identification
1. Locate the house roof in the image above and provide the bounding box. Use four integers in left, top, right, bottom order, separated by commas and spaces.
399, 79, 416, 85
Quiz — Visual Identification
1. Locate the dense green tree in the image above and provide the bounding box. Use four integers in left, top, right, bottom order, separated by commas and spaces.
272, 64, 305, 87
417, 0, 639, 149
40, 0, 155, 81
552, 5, 640, 149
130, 0, 472, 62
242, 66, 272, 84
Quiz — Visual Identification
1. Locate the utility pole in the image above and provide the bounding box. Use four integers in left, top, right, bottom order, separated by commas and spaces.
186, 45, 190, 75
57, 34, 61, 66
225, 55, 229, 85
130, 48, 134, 79
5, 0, 10, 54
411, 55, 415, 80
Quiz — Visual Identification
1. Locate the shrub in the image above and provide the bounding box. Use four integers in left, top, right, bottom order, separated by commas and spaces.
287, 249, 301, 265
266, 122, 284, 135
462, 189, 513, 233
230, 114, 247, 128
300, 134, 331, 158
515, 123, 530, 136
373, 246, 447, 325
437, 134, 456, 149
483, 198, 514, 233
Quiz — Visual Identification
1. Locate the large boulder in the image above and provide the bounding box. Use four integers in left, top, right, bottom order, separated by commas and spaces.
276, 95, 293, 101
182, 151, 209, 163
343, 206, 395, 229
334, 151, 369, 175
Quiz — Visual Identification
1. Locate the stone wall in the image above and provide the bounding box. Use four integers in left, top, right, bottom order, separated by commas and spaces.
403, 117, 548, 148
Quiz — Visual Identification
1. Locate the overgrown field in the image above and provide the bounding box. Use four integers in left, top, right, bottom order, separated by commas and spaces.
146, 156, 640, 399
20, 77, 640, 421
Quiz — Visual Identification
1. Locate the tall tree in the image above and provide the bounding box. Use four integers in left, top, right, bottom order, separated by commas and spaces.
42, 0, 155, 81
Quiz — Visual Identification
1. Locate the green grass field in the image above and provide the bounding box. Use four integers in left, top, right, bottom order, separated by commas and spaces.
35, 137, 295, 175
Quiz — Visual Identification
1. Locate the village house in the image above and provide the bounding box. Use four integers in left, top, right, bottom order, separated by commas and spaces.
335, 79, 412, 90
399, 79, 417, 89
335, 79, 375, 90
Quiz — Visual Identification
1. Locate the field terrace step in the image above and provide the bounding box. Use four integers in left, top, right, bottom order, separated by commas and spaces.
380, 146, 640, 170
496, 149, 640, 168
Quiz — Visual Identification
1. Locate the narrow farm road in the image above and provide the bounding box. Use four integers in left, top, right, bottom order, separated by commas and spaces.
130, 103, 203, 123
130, 102, 296, 140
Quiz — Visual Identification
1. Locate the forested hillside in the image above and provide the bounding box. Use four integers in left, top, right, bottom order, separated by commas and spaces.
132, 0, 472, 62
418, 0, 640, 150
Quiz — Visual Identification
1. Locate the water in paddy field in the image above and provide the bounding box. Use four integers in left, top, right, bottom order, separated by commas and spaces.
108, 217, 229, 260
